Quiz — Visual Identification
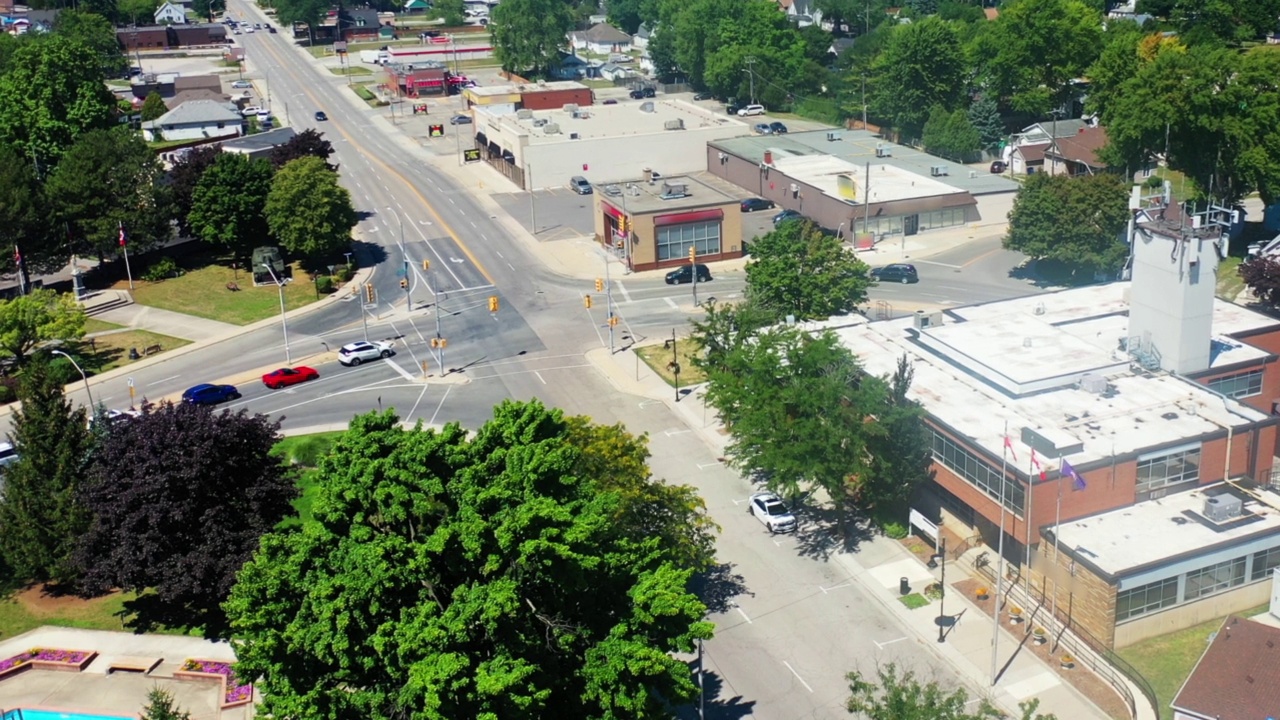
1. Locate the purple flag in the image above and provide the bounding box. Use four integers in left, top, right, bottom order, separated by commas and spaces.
1062, 458, 1086, 491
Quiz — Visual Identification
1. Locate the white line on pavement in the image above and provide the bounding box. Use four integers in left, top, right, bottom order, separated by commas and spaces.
819, 582, 853, 594
427, 385, 451, 426
383, 357, 416, 382
404, 384, 429, 422
697, 461, 721, 469
782, 661, 814, 693
914, 259, 963, 269
495, 250, 503, 258
872, 636, 909, 650
534, 371, 546, 384
665, 297, 678, 310
616, 281, 633, 303
664, 428, 691, 436
733, 604, 752, 624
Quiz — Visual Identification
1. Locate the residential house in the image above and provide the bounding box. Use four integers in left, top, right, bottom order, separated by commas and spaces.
142, 99, 243, 141
553, 51, 589, 79
1008, 142, 1046, 175
403, 0, 431, 12
218, 127, 297, 160
1044, 125, 1109, 176
1171, 615, 1280, 719
1013, 118, 1093, 147
775, 0, 821, 27
595, 62, 634, 82
154, 1, 187, 24
174, 75, 222, 94
828, 37, 855, 61
171, 88, 235, 110
23, 8, 57, 30
340, 8, 383, 41
633, 23, 651, 49
569, 23, 631, 55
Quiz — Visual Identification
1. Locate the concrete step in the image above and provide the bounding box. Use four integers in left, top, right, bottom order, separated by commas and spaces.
80, 290, 133, 317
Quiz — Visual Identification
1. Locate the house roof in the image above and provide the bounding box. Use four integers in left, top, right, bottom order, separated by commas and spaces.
572, 22, 631, 44
173, 74, 221, 92
154, 1, 185, 18
342, 8, 381, 27
983, 7, 997, 19
1046, 126, 1109, 169
1012, 142, 1047, 163
156, 99, 242, 125
829, 37, 855, 55
1172, 615, 1280, 720
1022, 118, 1091, 139
635, 23, 651, 39
171, 89, 232, 107
218, 126, 297, 153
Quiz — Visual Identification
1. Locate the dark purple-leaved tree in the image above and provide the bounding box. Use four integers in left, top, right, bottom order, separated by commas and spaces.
268, 128, 336, 171
1239, 256, 1280, 308
75, 402, 297, 638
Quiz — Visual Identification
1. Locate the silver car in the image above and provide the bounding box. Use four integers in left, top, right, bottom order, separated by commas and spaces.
749, 491, 797, 534
569, 176, 593, 195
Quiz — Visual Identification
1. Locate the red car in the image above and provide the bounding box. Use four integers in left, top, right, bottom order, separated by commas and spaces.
262, 366, 319, 389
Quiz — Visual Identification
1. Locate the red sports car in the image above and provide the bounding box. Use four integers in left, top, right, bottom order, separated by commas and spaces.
262, 366, 319, 389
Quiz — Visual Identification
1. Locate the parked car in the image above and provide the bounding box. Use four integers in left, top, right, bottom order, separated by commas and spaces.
726, 104, 741, 115
602, 98, 618, 105
769, 121, 788, 134
990, 160, 1007, 174
642, 87, 656, 98
740, 197, 775, 212
241, 105, 262, 116
693, 91, 714, 101
90, 409, 142, 429
244, 25, 254, 32
254, 22, 261, 28
314, 110, 328, 121
338, 340, 395, 366
629, 88, 646, 99
181, 383, 241, 406
749, 492, 797, 534
665, 263, 712, 285
449, 114, 472, 124
772, 209, 804, 226
231, 79, 252, 89
752, 123, 772, 135
262, 366, 319, 389
233, 28, 241, 34
267, 26, 277, 33
870, 263, 920, 284
569, 175, 593, 194
737, 104, 765, 117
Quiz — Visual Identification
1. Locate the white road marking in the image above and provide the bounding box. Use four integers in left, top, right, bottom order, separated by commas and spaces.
783, 661, 814, 693
404, 384, 429, 421
665, 297, 678, 309
872, 636, 909, 650
664, 428, 691, 436
533, 370, 546, 384
495, 250, 504, 258
616, 281, 633, 303
697, 461, 721, 469
427, 385, 451, 426
507, 262, 515, 271
819, 582, 853, 594
733, 604, 752, 624
154, 374, 180, 384
384, 357, 416, 381
638, 399, 663, 408
915, 259, 963, 269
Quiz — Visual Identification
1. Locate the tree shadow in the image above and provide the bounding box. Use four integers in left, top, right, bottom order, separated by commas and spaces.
791, 504, 877, 561
675, 660, 757, 720
116, 593, 231, 640
690, 562, 753, 614
350, 239, 388, 268
1007, 258, 1105, 289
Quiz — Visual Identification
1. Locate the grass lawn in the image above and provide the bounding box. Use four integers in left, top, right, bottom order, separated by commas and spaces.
330, 65, 373, 76
1117, 604, 1268, 720
126, 260, 323, 325
578, 79, 616, 89
83, 318, 124, 335
271, 431, 346, 527
452, 57, 501, 71
635, 338, 707, 387
351, 82, 385, 106
898, 593, 929, 610
76, 330, 191, 374
0, 588, 135, 639
1216, 256, 1246, 301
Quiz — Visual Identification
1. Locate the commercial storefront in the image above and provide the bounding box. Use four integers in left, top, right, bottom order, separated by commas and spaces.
593, 175, 743, 272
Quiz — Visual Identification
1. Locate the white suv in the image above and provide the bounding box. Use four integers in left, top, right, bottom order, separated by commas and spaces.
748, 492, 797, 534
737, 104, 766, 117
338, 340, 395, 366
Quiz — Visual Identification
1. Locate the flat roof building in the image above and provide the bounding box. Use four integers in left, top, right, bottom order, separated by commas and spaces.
463, 80, 593, 112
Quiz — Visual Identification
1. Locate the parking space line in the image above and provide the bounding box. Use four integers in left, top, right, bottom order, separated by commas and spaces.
872, 636, 909, 650
733, 604, 752, 624
782, 661, 813, 693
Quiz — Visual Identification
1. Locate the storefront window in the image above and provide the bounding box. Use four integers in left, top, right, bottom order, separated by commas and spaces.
656, 221, 720, 261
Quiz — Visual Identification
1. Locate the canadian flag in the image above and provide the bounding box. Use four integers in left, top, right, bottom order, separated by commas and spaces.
118, 223, 127, 248
1003, 435, 1018, 463
1031, 449, 1046, 482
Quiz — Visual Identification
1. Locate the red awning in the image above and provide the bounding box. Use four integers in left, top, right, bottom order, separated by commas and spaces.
653, 209, 723, 227
602, 203, 623, 220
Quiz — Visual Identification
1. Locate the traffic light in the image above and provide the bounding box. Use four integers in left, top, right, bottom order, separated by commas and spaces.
689, 247, 697, 263
584, 295, 593, 309
399, 278, 408, 290
608, 315, 619, 327
422, 259, 431, 271
618, 216, 627, 234
595, 278, 604, 292
488, 296, 499, 313
364, 283, 375, 303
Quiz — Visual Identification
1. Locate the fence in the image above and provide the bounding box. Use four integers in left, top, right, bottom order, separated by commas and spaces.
974, 560, 1159, 720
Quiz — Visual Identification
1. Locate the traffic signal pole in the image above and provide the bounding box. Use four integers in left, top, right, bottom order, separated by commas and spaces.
604, 252, 614, 354
690, 247, 699, 307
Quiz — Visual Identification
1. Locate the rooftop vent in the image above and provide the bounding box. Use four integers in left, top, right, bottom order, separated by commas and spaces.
1080, 374, 1108, 394
826, 131, 842, 141
663, 118, 685, 131
660, 181, 688, 199
639, 101, 655, 113
542, 122, 560, 135
516, 108, 534, 119
569, 132, 579, 140
875, 144, 891, 158
1204, 495, 1243, 523
930, 165, 949, 177
563, 103, 579, 113
532, 118, 548, 127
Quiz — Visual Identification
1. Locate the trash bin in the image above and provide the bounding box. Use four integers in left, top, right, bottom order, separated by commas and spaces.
899, 577, 910, 596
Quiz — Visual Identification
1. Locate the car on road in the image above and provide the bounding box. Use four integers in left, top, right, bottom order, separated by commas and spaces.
569, 175, 593, 195
664, 263, 712, 285
233, 28, 241, 34
693, 91, 714, 101
725, 104, 741, 115
231, 79, 252, 89
602, 98, 618, 105
629, 88, 645, 99
181, 383, 241, 406
254, 22, 261, 28
89, 408, 142, 429
752, 123, 772, 135
772, 209, 804, 226
737, 104, 765, 117
740, 197, 775, 212
314, 110, 328, 121
241, 105, 263, 116
449, 114, 472, 124
870, 263, 919, 284
245, 25, 254, 32
338, 340, 395, 366
748, 492, 797, 534
267, 26, 277, 33
262, 366, 319, 389
769, 121, 788, 134
990, 160, 1007, 174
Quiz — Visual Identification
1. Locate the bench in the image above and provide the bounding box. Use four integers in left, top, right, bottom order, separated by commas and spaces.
143, 344, 163, 356
226, 282, 240, 292
107, 656, 162, 675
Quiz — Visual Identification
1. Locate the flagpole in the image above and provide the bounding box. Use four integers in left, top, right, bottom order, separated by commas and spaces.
1025, 450, 1034, 607
1052, 455, 1062, 626
119, 221, 134, 290
991, 422, 1011, 686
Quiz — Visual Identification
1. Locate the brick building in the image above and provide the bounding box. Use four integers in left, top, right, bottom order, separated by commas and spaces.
383, 60, 448, 97
462, 81, 594, 113
592, 173, 744, 272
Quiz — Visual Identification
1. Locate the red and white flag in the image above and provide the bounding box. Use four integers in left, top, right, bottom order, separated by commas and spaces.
1031, 449, 1046, 481
118, 223, 127, 248
1003, 435, 1018, 463
12, 245, 20, 267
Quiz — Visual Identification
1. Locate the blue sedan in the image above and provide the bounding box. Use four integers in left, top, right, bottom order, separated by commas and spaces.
181, 383, 241, 406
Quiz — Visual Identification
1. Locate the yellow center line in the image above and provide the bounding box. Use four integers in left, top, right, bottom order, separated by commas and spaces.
248, 17, 496, 286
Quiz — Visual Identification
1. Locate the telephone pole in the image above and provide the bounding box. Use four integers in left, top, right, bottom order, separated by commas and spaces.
744, 56, 757, 104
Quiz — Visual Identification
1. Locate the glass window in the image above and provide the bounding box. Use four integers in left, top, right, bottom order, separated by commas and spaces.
1207, 369, 1263, 399
854, 214, 904, 238
1136, 444, 1200, 493
1185, 556, 1246, 599
1252, 546, 1280, 581
656, 221, 720, 261
1116, 577, 1178, 621
917, 207, 967, 232
928, 427, 1024, 514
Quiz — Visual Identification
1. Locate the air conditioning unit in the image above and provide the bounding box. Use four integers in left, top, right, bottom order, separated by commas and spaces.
1204, 495, 1243, 522
563, 103, 579, 113
639, 101, 655, 113
532, 118, 548, 127
663, 119, 685, 130
660, 181, 688, 198
1080, 374, 1108, 394
913, 310, 933, 330
516, 108, 534, 119
875, 145, 891, 158
569, 132, 579, 140
542, 122, 560, 134
930, 166, 949, 177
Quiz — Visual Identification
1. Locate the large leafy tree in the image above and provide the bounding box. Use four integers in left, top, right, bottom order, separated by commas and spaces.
268, 128, 335, 170
265, 156, 356, 259
167, 145, 223, 236
0, 34, 117, 167
921, 105, 980, 162
140, 92, 168, 122
860, 356, 933, 513
119, 0, 158, 25
745, 219, 872, 322
0, 289, 87, 365
491, 0, 572, 78
1170, 0, 1280, 44
187, 152, 275, 257
847, 664, 1058, 719
53, 10, 128, 79
75, 403, 296, 638
0, 143, 59, 276
973, 0, 1102, 114
0, 353, 91, 585
225, 403, 714, 719
870, 16, 967, 141
188, 0, 225, 23
273, 0, 329, 38
1003, 173, 1130, 277
1082, 20, 1149, 123
45, 127, 172, 258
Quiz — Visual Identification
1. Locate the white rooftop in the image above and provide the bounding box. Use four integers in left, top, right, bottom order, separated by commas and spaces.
829, 283, 1278, 469
466, 80, 589, 97
480, 99, 748, 144
1052, 483, 1280, 577
770, 154, 965, 205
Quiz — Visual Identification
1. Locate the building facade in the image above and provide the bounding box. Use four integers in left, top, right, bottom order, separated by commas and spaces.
383, 60, 448, 97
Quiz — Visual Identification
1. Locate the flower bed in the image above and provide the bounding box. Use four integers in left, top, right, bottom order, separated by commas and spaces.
175, 659, 253, 708
0, 648, 97, 679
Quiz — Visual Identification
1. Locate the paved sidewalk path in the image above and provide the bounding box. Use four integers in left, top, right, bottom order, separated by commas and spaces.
91, 300, 240, 343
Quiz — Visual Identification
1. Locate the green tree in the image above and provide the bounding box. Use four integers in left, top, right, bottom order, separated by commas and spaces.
860, 356, 933, 514
847, 663, 1058, 719
0, 353, 91, 585
435, 0, 466, 26
966, 94, 1004, 152
265, 156, 356, 259
188, 0, 225, 23
140, 91, 168, 122
140, 688, 193, 720
53, 10, 128, 78
870, 16, 967, 141
0, 289, 87, 365
1171, 0, 1280, 44
272, 0, 329, 39
45, 127, 172, 258
921, 105, 980, 162
118, 0, 159, 25
0, 143, 59, 276
744, 219, 872, 322
491, 0, 572, 77
607, 0, 645, 34
974, 0, 1102, 114
167, 145, 223, 236
225, 403, 714, 719
187, 152, 274, 257
0, 34, 117, 167
1082, 20, 1147, 122
1003, 173, 1130, 277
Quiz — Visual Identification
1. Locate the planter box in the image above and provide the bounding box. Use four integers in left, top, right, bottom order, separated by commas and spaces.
176, 660, 253, 709
0, 649, 97, 680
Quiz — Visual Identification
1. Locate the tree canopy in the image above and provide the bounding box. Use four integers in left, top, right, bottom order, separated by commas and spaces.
0, 289, 86, 365
53, 10, 128, 79
187, 152, 275, 257
268, 128, 336, 170
0, 143, 57, 276
870, 16, 967, 141
76, 403, 296, 637
491, 0, 573, 78
1003, 172, 1131, 277
973, 0, 1102, 114
167, 145, 223, 237
265, 156, 356, 259
744, 219, 872, 322
847, 664, 1058, 719
225, 403, 714, 719
140, 92, 168, 122
921, 105, 980, 162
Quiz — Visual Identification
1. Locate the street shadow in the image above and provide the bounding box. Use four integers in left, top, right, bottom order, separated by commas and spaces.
1007, 258, 1104, 289
350, 239, 388, 267
791, 504, 877, 561
356, 209, 377, 223
675, 661, 757, 720
690, 562, 753, 614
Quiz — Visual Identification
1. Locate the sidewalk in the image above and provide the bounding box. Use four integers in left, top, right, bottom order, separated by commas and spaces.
585, 345, 1149, 720
83, 291, 238, 343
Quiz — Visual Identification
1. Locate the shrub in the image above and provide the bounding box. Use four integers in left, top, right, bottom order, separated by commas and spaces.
335, 265, 354, 282
0, 385, 13, 404
882, 521, 908, 539
315, 275, 335, 294
143, 257, 181, 282
286, 435, 337, 467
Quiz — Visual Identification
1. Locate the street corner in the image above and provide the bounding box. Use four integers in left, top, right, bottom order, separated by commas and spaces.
583, 346, 665, 399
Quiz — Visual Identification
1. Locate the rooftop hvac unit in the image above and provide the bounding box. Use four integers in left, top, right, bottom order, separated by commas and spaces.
516, 108, 534, 119
532, 118, 548, 127
825, 131, 842, 141
663, 119, 684, 130
569, 132, 579, 140
969, 170, 977, 178
912, 310, 942, 330
563, 103, 579, 113
1080, 374, 1108, 394
639, 101, 655, 113
1204, 495, 1243, 522
875, 145, 891, 158
930, 166, 949, 177
542, 122, 560, 134
660, 181, 688, 198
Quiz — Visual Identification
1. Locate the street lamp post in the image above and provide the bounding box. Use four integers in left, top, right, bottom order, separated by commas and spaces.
50, 350, 93, 410
261, 263, 291, 364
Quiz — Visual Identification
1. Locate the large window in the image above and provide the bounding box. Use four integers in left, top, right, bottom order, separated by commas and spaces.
1207, 369, 1263, 399
854, 214, 903, 238
1253, 546, 1280, 581
1116, 577, 1178, 621
656, 221, 720, 261
1136, 443, 1201, 493
929, 428, 1024, 514
917, 207, 967, 232
1185, 557, 1246, 599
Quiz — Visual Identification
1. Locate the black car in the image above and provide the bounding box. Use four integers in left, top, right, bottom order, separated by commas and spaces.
642, 87, 656, 98
693, 91, 714, 101
740, 197, 775, 212
726, 104, 741, 116
772, 209, 804, 226
665, 263, 712, 285
870, 263, 920, 284
769, 121, 788, 134
314, 111, 328, 121
629, 89, 645, 99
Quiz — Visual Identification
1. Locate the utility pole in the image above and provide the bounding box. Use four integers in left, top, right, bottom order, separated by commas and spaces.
689, 246, 699, 307
527, 162, 537, 233
744, 56, 757, 104
861, 73, 867, 130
